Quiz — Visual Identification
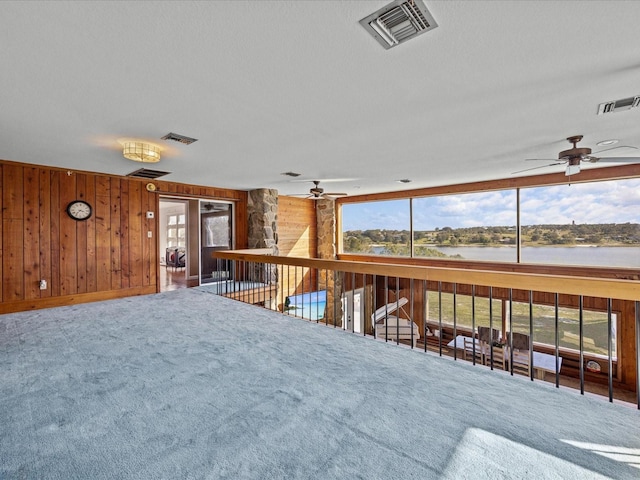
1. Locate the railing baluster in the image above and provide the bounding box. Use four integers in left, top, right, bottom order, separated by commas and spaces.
453, 282, 457, 361
384, 276, 389, 343
423, 279, 427, 353
372, 274, 377, 340
489, 286, 494, 370
395, 277, 400, 345
352, 272, 356, 334
579, 295, 584, 395
555, 293, 560, 388
607, 298, 613, 403
325, 269, 329, 326
508, 288, 513, 375
363, 273, 367, 336
438, 281, 442, 356
635, 301, 640, 410
410, 278, 414, 349
471, 284, 477, 365
529, 290, 534, 381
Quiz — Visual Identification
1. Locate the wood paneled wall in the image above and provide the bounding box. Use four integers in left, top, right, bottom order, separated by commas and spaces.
277, 196, 317, 257
277, 196, 317, 303
0, 160, 248, 313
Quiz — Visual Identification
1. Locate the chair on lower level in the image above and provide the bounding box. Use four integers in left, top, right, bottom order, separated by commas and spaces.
463, 337, 483, 364
508, 332, 531, 376
478, 326, 506, 370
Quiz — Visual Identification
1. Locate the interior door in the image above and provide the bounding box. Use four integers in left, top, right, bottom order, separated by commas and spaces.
342, 288, 364, 333
199, 202, 232, 285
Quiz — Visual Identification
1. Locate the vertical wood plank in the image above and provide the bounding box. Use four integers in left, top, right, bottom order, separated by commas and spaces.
120, 179, 130, 288
3, 165, 24, 300
59, 172, 77, 296
109, 178, 121, 290
75, 173, 88, 294
95, 176, 112, 291
49, 171, 61, 297
23, 167, 40, 299
0, 164, 3, 303
38, 168, 52, 298
85, 174, 97, 292
128, 180, 143, 287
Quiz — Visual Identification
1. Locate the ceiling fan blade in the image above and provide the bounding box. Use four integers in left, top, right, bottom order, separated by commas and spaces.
592, 156, 640, 163
512, 162, 565, 174
323, 192, 347, 196
524, 158, 563, 162
592, 145, 638, 155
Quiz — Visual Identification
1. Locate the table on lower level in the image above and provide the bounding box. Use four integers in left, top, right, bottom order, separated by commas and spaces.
447, 335, 562, 379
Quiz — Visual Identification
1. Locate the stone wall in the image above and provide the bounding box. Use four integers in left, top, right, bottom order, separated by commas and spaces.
316, 199, 343, 327
247, 189, 279, 253
248, 189, 278, 290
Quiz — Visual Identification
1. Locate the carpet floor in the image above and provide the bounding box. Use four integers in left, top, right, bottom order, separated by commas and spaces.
1, 287, 639, 479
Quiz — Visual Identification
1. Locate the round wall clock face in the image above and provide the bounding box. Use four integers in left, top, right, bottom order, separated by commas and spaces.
66, 200, 92, 221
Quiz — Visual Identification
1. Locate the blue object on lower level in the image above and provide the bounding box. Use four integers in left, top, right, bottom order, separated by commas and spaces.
286, 290, 326, 321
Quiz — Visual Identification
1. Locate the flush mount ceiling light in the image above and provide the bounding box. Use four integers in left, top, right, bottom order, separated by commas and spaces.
120, 139, 162, 163
360, 0, 438, 50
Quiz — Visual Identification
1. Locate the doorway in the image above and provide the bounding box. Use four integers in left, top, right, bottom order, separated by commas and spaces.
159, 198, 189, 292
342, 288, 365, 333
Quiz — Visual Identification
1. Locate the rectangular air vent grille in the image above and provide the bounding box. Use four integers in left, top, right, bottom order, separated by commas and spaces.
126, 168, 171, 179
597, 95, 640, 115
161, 132, 198, 145
360, 0, 438, 50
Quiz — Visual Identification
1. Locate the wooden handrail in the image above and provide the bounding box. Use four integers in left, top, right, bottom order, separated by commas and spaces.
213, 250, 640, 301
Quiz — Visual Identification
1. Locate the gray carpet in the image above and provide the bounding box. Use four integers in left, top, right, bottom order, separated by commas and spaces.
1, 288, 639, 479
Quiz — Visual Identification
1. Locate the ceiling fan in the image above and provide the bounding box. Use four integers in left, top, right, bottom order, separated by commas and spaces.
513, 135, 640, 176
297, 180, 348, 200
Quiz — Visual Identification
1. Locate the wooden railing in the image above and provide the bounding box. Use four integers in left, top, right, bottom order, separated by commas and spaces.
212, 249, 640, 408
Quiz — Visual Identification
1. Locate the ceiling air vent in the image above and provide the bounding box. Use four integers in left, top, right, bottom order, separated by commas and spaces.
161, 132, 198, 145
597, 95, 640, 115
126, 168, 171, 179
359, 0, 438, 50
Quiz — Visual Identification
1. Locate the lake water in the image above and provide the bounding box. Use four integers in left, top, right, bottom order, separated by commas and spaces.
425, 246, 640, 268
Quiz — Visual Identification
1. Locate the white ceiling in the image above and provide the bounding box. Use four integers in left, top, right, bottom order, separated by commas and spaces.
2, 0, 640, 197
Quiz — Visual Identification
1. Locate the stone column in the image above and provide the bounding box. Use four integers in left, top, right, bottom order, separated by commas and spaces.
316, 198, 343, 327
247, 189, 278, 304
248, 188, 279, 253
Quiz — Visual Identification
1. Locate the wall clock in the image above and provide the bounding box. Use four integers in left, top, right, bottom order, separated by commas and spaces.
66, 200, 92, 221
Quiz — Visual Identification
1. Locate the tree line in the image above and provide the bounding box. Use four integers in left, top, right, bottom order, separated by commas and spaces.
344, 223, 640, 253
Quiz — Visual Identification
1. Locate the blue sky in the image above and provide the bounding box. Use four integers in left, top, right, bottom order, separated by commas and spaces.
342, 178, 640, 231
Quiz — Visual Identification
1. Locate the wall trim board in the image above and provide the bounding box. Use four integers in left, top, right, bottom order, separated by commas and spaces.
0, 285, 157, 314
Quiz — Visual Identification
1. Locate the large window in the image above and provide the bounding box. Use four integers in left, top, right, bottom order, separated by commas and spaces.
413, 190, 517, 262
506, 302, 616, 359
341, 178, 640, 267
520, 179, 640, 267
342, 199, 410, 256
427, 292, 616, 359
427, 291, 502, 331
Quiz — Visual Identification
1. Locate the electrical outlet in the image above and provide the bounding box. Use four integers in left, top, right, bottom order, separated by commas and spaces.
148, 231, 153, 238
39, 279, 47, 290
